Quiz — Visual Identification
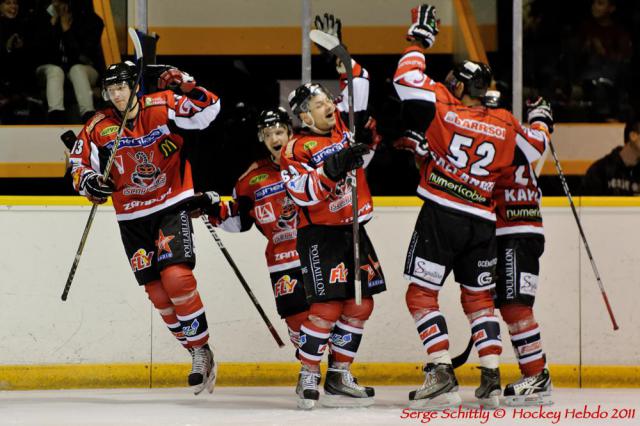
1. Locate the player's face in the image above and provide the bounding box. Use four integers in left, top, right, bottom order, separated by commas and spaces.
261, 125, 289, 163
305, 93, 336, 132
106, 82, 133, 113
0, 0, 18, 19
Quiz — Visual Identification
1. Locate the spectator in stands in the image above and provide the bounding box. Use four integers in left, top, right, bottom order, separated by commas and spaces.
33, 0, 104, 123
0, 0, 39, 123
582, 121, 640, 195
565, 0, 632, 121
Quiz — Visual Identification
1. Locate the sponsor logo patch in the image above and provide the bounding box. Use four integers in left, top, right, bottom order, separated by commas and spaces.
249, 173, 269, 185
518, 341, 542, 357
519, 272, 538, 296
330, 333, 353, 347
130, 248, 153, 272
255, 202, 276, 224
473, 329, 487, 342
329, 262, 348, 284
412, 257, 445, 284
144, 97, 167, 107
255, 181, 285, 201
419, 324, 440, 341
156, 229, 175, 261
182, 318, 199, 337
274, 275, 298, 297
100, 125, 119, 136
477, 272, 493, 286
303, 140, 318, 151
159, 138, 178, 158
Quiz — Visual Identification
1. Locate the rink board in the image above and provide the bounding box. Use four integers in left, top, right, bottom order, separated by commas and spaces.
0, 196, 638, 390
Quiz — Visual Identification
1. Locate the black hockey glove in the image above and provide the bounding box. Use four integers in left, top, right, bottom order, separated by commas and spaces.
81, 171, 114, 203
313, 13, 346, 68
184, 191, 221, 217
526, 97, 554, 133
323, 144, 370, 182
407, 4, 440, 49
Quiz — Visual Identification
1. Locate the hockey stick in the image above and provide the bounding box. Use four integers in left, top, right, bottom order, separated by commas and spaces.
309, 29, 362, 305
200, 215, 286, 348
452, 336, 474, 369
548, 139, 619, 330
61, 28, 144, 301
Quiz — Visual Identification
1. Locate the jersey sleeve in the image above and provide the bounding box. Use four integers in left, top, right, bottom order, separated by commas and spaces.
512, 117, 550, 165
166, 87, 221, 130
393, 46, 437, 135
68, 125, 102, 196
280, 139, 337, 207
337, 59, 369, 114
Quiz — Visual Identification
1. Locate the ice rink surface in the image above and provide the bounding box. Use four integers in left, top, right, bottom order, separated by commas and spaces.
2, 386, 640, 426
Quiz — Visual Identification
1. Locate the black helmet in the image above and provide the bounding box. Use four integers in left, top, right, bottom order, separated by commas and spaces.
102, 61, 138, 101
450, 60, 492, 98
288, 83, 333, 115
257, 107, 292, 141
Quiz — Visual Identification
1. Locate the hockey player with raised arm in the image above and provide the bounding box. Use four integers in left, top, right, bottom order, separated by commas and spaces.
393, 4, 551, 409
493, 108, 553, 405
205, 108, 310, 355
69, 61, 221, 395
279, 14, 385, 410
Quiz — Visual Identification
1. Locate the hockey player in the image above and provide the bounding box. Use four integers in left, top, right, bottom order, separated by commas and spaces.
279, 14, 385, 409
69, 61, 221, 395
206, 107, 310, 354
393, 4, 551, 409
494, 156, 552, 405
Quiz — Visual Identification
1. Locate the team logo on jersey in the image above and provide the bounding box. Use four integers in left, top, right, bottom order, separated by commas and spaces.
123, 151, 167, 196
419, 324, 440, 341
100, 125, 119, 136
255, 202, 276, 224
303, 140, 318, 151
330, 333, 352, 347
156, 229, 175, 261
144, 97, 167, 107
249, 173, 269, 185
182, 318, 200, 337
276, 196, 298, 230
130, 248, 153, 272
274, 275, 298, 297
329, 263, 348, 284
329, 180, 352, 212
159, 138, 178, 158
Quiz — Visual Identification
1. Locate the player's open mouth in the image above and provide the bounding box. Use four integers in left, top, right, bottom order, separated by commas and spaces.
325, 112, 333, 119
273, 144, 282, 151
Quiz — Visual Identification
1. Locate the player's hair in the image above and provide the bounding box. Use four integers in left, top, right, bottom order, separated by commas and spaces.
623, 121, 640, 143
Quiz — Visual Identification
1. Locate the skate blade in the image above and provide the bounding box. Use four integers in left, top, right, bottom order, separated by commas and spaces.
321, 394, 375, 408
409, 391, 462, 411
297, 398, 317, 410
503, 391, 553, 407
193, 361, 217, 396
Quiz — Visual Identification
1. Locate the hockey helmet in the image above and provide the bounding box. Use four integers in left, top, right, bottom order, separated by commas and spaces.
288, 83, 333, 115
102, 61, 138, 101
257, 107, 292, 142
448, 60, 492, 98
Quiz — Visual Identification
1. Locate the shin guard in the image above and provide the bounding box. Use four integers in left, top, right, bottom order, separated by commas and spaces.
161, 264, 209, 348
145, 280, 187, 348
299, 301, 342, 365
502, 304, 546, 377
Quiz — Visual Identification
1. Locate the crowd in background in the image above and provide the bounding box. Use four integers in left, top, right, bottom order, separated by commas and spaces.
0, 0, 103, 124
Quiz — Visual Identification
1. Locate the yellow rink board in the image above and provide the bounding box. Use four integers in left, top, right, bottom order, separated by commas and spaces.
0, 362, 638, 391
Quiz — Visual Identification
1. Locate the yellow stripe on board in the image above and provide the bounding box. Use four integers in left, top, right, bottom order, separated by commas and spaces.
1, 196, 640, 208
0, 362, 638, 391
0, 163, 66, 178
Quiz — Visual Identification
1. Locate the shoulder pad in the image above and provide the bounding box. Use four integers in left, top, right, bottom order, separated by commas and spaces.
238, 161, 260, 181
86, 112, 107, 133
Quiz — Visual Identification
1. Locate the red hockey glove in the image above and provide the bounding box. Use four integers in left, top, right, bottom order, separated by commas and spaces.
393, 129, 429, 157
407, 4, 439, 49
158, 68, 196, 93
81, 171, 114, 204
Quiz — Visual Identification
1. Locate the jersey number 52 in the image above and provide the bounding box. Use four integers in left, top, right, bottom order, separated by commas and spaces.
446, 134, 495, 177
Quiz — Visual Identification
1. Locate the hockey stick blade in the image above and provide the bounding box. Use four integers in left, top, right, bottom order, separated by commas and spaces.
309, 29, 340, 51
61, 28, 144, 302
452, 337, 474, 369
60, 130, 77, 150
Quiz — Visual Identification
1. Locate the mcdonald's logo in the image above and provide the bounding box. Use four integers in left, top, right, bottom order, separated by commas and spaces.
159, 139, 178, 158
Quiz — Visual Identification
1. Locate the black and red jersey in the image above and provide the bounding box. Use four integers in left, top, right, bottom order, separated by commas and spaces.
215, 159, 300, 273
393, 46, 549, 221
494, 164, 544, 236
70, 88, 220, 221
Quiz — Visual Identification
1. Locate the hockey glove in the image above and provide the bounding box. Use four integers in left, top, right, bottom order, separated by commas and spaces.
314, 13, 343, 46
184, 191, 221, 217
158, 68, 196, 94
81, 171, 114, 204
526, 97, 554, 133
393, 129, 429, 157
407, 4, 440, 49
323, 144, 370, 182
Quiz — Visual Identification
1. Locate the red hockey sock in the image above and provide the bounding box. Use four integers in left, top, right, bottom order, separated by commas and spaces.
145, 280, 187, 347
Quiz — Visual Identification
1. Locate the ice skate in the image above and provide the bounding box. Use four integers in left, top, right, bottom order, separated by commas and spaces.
188, 345, 217, 395
296, 368, 321, 410
503, 368, 552, 406
322, 367, 375, 408
474, 367, 501, 408
408, 363, 462, 410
